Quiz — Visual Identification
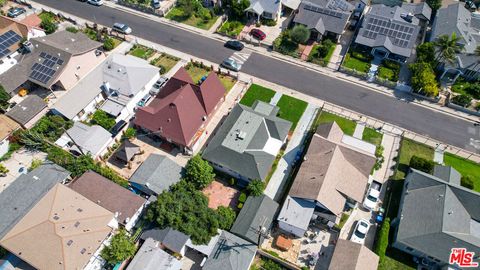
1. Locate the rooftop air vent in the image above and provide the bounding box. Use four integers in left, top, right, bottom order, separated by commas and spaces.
237, 131, 247, 140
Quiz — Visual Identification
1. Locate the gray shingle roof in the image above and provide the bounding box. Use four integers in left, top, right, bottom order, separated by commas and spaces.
293, 0, 354, 35
56, 122, 112, 156
394, 168, 480, 264
115, 140, 141, 162
328, 239, 379, 270
433, 165, 461, 185
202, 101, 291, 181
6, 95, 47, 127
277, 196, 315, 233
245, 0, 281, 16
141, 228, 189, 254
127, 238, 182, 270
231, 195, 279, 244
203, 231, 257, 270
355, 4, 421, 58
402, 2, 432, 22
0, 164, 70, 239
129, 154, 183, 195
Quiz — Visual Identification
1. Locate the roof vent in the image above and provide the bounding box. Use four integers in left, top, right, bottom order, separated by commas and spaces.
236, 131, 247, 140
53, 215, 60, 220
77, 208, 83, 212
74, 221, 80, 228
80, 248, 86, 254
202, 116, 207, 121
67, 240, 73, 246
401, 12, 414, 23
145, 182, 150, 188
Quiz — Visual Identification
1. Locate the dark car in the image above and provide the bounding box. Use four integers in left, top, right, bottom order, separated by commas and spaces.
224, 40, 244, 51
250, 28, 266, 40
7, 7, 26, 18
110, 120, 127, 137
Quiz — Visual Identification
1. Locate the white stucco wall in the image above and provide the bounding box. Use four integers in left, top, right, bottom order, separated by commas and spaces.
0, 139, 9, 158
278, 220, 306, 238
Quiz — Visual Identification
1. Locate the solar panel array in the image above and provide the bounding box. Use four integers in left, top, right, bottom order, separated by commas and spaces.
326, 0, 351, 12
29, 52, 65, 84
0, 30, 22, 58
304, 4, 344, 18
362, 17, 415, 48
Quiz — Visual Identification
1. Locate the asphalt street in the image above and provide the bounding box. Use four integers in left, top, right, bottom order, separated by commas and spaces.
32, 0, 480, 152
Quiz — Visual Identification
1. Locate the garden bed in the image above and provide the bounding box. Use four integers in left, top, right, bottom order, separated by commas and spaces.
185, 62, 237, 91
129, 44, 155, 60
166, 7, 218, 30
150, 53, 180, 74
217, 20, 245, 37
239, 84, 276, 107
377, 60, 401, 82
308, 40, 336, 67
316, 111, 356, 136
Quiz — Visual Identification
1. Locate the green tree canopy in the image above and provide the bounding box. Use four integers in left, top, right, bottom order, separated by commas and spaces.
216, 206, 236, 230
434, 33, 462, 64
40, 19, 58, 35
290, 25, 310, 45
416, 42, 436, 68
103, 37, 115, 51
0, 84, 10, 111
228, 0, 250, 19
184, 154, 215, 189
426, 0, 441, 11
409, 62, 439, 97
30, 115, 73, 142
100, 230, 136, 265
91, 110, 116, 130
247, 179, 265, 196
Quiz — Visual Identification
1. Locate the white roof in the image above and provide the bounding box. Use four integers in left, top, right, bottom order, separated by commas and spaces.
341, 135, 376, 155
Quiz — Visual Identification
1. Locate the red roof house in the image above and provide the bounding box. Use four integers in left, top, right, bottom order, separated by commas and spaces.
134, 67, 226, 152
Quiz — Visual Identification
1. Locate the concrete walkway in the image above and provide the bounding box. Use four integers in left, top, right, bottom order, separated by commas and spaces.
264, 103, 319, 201
353, 124, 365, 139
269, 92, 283, 106
372, 134, 398, 183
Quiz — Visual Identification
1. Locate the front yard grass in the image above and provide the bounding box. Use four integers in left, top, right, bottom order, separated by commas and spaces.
217, 74, 237, 92
362, 127, 383, 146
217, 20, 245, 37
391, 138, 434, 180
166, 7, 218, 30
240, 84, 276, 107
276, 95, 308, 131
343, 53, 371, 73
316, 111, 356, 136
444, 153, 480, 192
129, 44, 155, 60
185, 63, 236, 91
308, 42, 336, 66
150, 53, 180, 74
377, 60, 401, 82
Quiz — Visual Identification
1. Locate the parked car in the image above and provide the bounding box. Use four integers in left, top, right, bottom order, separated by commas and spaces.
87, 0, 104, 6
363, 181, 382, 211
150, 76, 168, 95
137, 93, 152, 107
250, 29, 266, 40
110, 120, 127, 137
224, 40, 244, 51
351, 219, 370, 245
77, 0, 88, 2
7, 7, 26, 18
152, 0, 161, 9
112, 23, 132, 34
221, 58, 242, 72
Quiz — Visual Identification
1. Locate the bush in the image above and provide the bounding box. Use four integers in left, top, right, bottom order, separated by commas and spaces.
374, 217, 390, 260
461, 175, 474, 190
451, 94, 472, 107
30, 115, 73, 142
0, 163, 8, 175
122, 127, 136, 140
465, 83, 480, 99
273, 31, 298, 56
262, 259, 283, 270
185, 155, 215, 189
100, 230, 136, 265
247, 179, 265, 196
216, 206, 236, 230
237, 202, 243, 209
409, 155, 434, 174
90, 110, 116, 130
238, 192, 247, 203
229, 178, 236, 186
66, 26, 78, 33
29, 158, 43, 171
290, 25, 310, 45
40, 19, 57, 34
409, 62, 439, 97
198, 7, 212, 22
103, 37, 115, 51
261, 18, 276, 26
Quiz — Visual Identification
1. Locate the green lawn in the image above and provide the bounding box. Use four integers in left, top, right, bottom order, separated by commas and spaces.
217, 74, 237, 92
239, 84, 276, 107
275, 95, 308, 131
150, 53, 180, 74
362, 127, 383, 147
392, 138, 434, 180
129, 45, 155, 60
444, 153, 480, 192
343, 53, 371, 73
308, 44, 336, 66
166, 7, 218, 30
316, 111, 356, 136
380, 250, 416, 270
377, 66, 396, 81
217, 20, 245, 37
185, 63, 236, 91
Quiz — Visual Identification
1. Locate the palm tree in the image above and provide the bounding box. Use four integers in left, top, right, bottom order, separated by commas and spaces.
434, 33, 463, 65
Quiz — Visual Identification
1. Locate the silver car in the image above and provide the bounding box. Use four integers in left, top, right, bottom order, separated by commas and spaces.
112, 23, 132, 34
221, 58, 242, 72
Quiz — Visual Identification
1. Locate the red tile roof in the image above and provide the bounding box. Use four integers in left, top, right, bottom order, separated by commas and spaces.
134, 67, 225, 148
19, 14, 42, 28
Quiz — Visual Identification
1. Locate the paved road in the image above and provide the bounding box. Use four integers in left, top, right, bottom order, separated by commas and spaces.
32, 0, 480, 152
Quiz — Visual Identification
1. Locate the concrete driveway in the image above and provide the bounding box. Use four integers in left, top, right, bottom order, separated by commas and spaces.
0, 149, 47, 192
339, 207, 377, 250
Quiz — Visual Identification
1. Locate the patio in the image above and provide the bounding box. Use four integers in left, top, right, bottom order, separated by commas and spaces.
1, 149, 47, 192
202, 180, 240, 209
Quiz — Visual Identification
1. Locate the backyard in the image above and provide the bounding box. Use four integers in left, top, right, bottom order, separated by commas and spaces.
362, 127, 383, 147
150, 53, 180, 74
129, 44, 155, 60
444, 152, 480, 192
185, 63, 237, 91
316, 111, 356, 136
275, 95, 308, 131
239, 84, 276, 107
166, 7, 218, 30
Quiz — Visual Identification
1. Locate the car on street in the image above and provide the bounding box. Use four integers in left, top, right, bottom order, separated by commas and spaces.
221, 57, 242, 72
250, 28, 266, 40
152, 0, 161, 9
7, 7, 26, 18
224, 40, 244, 51
363, 181, 382, 211
351, 219, 370, 245
150, 76, 168, 95
112, 23, 132, 34
87, 0, 104, 6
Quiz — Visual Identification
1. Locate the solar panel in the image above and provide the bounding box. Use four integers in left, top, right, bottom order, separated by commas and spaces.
28, 52, 65, 84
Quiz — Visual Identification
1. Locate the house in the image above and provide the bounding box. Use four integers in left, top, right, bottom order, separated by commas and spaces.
0, 183, 117, 270
202, 101, 291, 185
0, 164, 70, 240
277, 195, 316, 237
0, 114, 20, 157
185, 229, 221, 259
134, 67, 225, 154
293, 0, 354, 41
127, 238, 182, 270
129, 153, 184, 196
354, 4, 422, 62
114, 140, 141, 164
431, 3, 480, 81
230, 194, 279, 245
0, 31, 103, 95
55, 122, 113, 159
328, 239, 379, 270
52, 54, 159, 122
141, 228, 190, 256
280, 122, 376, 235
69, 171, 147, 231
5, 95, 47, 128
202, 231, 257, 270
245, 0, 301, 22
0, 16, 45, 61
392, 166, 480, 268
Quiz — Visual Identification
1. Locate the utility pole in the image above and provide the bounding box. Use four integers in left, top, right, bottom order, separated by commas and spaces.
255, 216, 269, 248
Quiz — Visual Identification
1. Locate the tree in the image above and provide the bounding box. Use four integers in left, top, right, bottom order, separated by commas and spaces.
416, 42, 436, 68
461, 175, 474, 190
229, 0, 250, 19
30, 115, 73, 142
103, 37, 115, 51
29, 158, 43, 172
290, 25, 310, 45
409, 155, 434, 174
177, 0, 199, 18
216, 206, 236, 230
409, 62, 439, 97
100, 230, 136, 265
434, 33, 462, 65
40, 19, 58, 35
426, 0, 441, 11
122, 127, 136, 140
247, 179, 265, 196
0, 84, 10, 112
184, 155, 215, 189
90, 110, 116, 130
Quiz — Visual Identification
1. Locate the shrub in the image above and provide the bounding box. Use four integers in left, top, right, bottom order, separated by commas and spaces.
40, 19, 57, 34
198, 7, 212, 22
103, 37, 115, 51
465, 83, 480, 99
216, 206, 236, 230
273, 31, 298, 56
90, 110, 116, 130
66, 26, 78, 33
0, 163, 8, 175
461, 175, 474, 190
451, 94, 472, 107
247, 179, 265, 196
0, 84, 10, 112
409, 62, 439, 97
122, 127, 136, 140
374, 217, 390, 260
100, 230, 136, 265
316, 44, 330, 58
238, 192, 247, 203
262, 259, 283, 270
29, 158, 43, 171
290, 25, 310, 44
409, 155, 434, 174
229, 178, 236, 186
237, 202, 243, 209
261, 18, 276, 26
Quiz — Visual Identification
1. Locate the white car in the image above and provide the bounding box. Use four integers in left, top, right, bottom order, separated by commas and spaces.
87, 0, 103, 6
221, 57, 242, 72
351, 219, 370, 245
112, 23, 132, 34
363, 181, 381, 211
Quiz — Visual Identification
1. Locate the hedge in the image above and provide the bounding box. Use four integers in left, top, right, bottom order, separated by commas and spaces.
374, 217, 390, 259
409, 155, 434, 174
